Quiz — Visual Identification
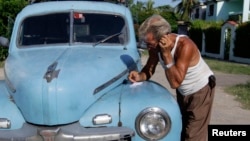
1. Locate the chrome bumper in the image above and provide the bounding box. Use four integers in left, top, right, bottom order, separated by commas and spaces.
0, 122, 135, 141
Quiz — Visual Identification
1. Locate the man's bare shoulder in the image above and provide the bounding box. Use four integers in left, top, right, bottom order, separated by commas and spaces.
175, 36, 200, 66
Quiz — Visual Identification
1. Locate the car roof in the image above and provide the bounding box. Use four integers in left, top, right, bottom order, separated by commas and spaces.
20, 1, 129, 17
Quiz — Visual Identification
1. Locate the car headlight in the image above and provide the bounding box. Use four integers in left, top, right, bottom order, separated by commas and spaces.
135, 107, 171, 140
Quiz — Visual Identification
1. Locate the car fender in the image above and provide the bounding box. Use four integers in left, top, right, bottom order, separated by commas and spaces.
0, 81, 25, 130
79, 80, 182, 140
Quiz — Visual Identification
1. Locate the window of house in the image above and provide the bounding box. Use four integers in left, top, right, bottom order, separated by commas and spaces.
208, 4, 214, 16
195, 8, 199, 18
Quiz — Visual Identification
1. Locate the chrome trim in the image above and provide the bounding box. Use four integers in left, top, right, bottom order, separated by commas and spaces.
0, 122, 135, 141
39, 127, 60, 141
135, 107, 171, 140
93, 114, 112, 125
0, 118, 11, 129
93, 69, 128, 94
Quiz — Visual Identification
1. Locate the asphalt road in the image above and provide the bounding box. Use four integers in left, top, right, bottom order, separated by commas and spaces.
1, 58, 250, 124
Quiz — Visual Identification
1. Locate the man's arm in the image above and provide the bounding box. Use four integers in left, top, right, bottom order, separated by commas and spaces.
161, 38, 198, 89
128, 48, 159, 83
141, 48, 159, 80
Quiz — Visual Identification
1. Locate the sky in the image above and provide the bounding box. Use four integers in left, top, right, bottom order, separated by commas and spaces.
135, 0, 181, 8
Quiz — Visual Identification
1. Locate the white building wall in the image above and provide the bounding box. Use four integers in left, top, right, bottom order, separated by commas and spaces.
242, 0, 250, 22
215, 1, 224, 21
205, 0, 246, 22
205, 3, 216, 21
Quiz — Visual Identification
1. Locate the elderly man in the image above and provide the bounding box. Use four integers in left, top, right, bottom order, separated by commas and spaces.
128, 14, 216, 141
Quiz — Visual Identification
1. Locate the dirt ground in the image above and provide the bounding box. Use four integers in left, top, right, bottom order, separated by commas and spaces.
1, 59, 250, 124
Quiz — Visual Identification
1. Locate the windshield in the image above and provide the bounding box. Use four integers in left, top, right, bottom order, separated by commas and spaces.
18, 12, 127, 47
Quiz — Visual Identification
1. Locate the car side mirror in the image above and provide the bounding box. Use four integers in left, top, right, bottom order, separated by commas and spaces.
137, 42, 148, 56
137, 41, 147, 49
0, 36, 9, 47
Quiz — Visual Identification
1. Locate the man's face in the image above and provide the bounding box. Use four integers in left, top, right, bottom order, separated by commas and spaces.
144, 32, 158, 50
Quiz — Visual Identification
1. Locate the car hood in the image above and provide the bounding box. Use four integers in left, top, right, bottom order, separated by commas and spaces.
5, 46, 139, 125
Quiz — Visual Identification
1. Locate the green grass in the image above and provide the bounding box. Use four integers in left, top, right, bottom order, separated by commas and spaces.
204, 58, 250, 75
204, 57, 250, 109
225, 82, 250, 109
0, 61, 4, 68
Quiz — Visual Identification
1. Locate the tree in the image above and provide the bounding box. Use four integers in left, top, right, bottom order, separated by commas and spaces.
144, 0, 155, 13
175, 0, 199, 21
0, 0, 28, 61
0, 0, 28, 37
129, 0, 144, 23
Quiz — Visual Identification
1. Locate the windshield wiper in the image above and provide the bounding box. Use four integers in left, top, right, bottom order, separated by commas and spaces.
93, 32, 122, 47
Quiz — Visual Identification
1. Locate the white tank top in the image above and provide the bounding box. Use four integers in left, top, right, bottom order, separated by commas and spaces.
159, 35, 214, 95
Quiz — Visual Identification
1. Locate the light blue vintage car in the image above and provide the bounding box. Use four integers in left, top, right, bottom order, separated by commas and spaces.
0, 0, 182, 140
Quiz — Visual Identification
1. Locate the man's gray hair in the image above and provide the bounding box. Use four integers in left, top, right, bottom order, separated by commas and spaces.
138, 14, 171, 42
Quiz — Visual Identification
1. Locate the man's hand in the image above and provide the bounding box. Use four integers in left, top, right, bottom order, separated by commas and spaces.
159, 35, 172, 52
128, 71, 143, 83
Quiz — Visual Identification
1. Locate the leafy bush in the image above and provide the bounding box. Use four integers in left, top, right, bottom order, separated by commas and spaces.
0, 0, 28, 61
203, 26, 221, 53
0, 0, 28, 37
0, 47, 8, 62
234, 21, 250, 58
189, 20, 223, 54
189, 20, 206, 51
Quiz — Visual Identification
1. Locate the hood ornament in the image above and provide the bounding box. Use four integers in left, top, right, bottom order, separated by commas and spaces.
44, 62, 60, 83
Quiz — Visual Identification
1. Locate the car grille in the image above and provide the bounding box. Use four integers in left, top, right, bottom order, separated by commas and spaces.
0, 122, 135, 141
